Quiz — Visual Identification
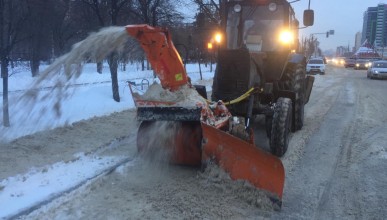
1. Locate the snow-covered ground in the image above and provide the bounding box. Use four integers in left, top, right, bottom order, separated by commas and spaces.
2, 64, 386, 219
0, 62, 215, 219
0, 62, 214, 141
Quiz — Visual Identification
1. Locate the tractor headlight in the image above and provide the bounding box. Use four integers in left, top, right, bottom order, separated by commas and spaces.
279, 30, 294, 44
234, 4, 241, 13
268, 3, 277, 12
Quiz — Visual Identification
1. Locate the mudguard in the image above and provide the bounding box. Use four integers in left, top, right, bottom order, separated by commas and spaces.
287, 53, 306, 64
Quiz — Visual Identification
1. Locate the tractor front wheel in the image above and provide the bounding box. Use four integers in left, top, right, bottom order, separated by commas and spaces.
270, 97, 292, 157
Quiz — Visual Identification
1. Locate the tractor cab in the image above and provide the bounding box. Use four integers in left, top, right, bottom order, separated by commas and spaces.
224, 0, 299, 53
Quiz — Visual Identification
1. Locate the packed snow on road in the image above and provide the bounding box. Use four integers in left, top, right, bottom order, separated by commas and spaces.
1, 64, 386, 219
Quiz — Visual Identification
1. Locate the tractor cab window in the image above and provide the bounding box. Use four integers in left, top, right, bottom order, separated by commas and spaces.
226, 4, 285, 52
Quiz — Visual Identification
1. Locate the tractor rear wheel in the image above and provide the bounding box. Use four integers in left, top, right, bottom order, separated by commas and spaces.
292, 64, 306, 131
270, 97, 292, 157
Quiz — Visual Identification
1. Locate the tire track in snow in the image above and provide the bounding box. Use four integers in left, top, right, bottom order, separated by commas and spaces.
3, 136, 136, 220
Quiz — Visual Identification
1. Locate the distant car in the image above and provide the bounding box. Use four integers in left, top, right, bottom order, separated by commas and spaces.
306, 58, 326, 75
367, 60, 387, 79
330, 57, 345, 66
344, 58, 356, 68
337, 57, 346, 66
354, 59, 371, 70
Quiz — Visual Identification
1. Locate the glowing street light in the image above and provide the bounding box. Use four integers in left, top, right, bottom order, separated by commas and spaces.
214, 33, 222, 44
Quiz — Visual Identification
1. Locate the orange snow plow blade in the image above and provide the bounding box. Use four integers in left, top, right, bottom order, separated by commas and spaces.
201, 122, 285, 203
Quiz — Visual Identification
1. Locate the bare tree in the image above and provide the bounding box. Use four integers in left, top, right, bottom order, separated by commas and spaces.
0, 0, 29, 127
130, 0, 183, 26
192, 0, 220, 25
50, 0, 83, 58
128, 0, 184, 70
80, 0, 132, 102
307, 35, 318, 58
24, 0, 55, 77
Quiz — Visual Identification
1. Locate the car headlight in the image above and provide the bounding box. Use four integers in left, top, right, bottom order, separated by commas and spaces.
373, 70, 379, 74
356, 64, 359, 67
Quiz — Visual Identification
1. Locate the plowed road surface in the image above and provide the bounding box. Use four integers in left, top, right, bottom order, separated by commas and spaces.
1, 65, 386, 219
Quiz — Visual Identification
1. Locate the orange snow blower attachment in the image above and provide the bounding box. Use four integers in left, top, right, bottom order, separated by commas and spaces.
125, 24, 188, 91
125, 24, 285, 204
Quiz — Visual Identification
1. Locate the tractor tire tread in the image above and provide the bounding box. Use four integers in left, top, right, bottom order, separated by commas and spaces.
270, 97, 292, 157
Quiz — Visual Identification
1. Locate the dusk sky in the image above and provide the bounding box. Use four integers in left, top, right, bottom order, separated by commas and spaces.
292, 0, 386, 52
181, 0, 386, 53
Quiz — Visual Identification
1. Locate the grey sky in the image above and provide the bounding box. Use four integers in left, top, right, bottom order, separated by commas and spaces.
292, 0, 386, 51
180, 0, 386, 52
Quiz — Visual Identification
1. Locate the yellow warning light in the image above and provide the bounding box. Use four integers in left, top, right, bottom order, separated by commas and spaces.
207, 42, 213, 49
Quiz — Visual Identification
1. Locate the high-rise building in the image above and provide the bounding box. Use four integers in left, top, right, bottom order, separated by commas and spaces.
362, 6, 378, 45
375, 4, 387, 47
355, 32, 362, 51
362, 4, 387, 47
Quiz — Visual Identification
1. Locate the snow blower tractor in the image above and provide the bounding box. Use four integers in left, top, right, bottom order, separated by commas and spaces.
212, 0, 315, 156
125, 0, 314, 207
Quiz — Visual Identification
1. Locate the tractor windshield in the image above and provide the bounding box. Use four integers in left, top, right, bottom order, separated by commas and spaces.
226, 4, 285, 52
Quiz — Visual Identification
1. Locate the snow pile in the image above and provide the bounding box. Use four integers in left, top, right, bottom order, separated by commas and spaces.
198, 163, 278, 211
139, 83, 208, 107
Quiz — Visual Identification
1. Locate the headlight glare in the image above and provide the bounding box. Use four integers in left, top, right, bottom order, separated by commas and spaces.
279, 31, 293, 44
214, 33, 222, 44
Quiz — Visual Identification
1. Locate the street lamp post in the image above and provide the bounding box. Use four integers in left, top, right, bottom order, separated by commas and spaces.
175, 43, 188, 69
207, 32, 222, 73
207, 42, 213, 72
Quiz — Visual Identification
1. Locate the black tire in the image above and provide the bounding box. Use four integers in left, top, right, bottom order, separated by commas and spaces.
284, 63, 306, 131
265, 116, 272, 138
270, 97, 292, 157
211, 67, 219, 102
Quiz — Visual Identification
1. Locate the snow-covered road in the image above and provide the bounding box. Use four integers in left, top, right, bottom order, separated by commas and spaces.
1, 65, 387, 219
